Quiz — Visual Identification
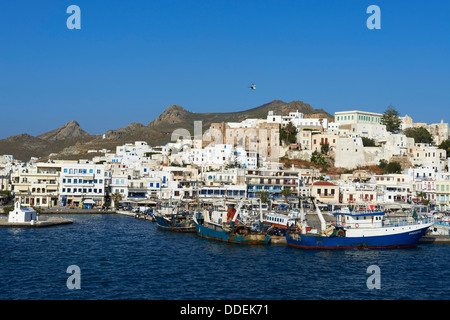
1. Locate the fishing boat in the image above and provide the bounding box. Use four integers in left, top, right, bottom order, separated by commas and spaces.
155, 211, 196, 232
286, 199, 434, 249
155, 200, 196, 232
193, 199, 270, 245
263, 211, 302, 229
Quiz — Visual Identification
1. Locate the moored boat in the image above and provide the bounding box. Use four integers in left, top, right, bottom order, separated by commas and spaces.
155, 211, 196, 232
193, 200, 270, 245
286, 200, 433, 249
155, 200, 196, 232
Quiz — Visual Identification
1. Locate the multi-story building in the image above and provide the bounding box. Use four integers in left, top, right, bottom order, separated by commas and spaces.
310, 181, 340, 204
407, 143, 447, 172
435, 180, 450, 211
373, 174, 412, 204
335, 110, 383, 126
59, 161, 106, 208
11, 162, 61, 207
245, 168, 300, 200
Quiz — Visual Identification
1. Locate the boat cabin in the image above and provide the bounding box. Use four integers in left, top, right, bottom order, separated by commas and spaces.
335, 211, 385, 229
264, 212, 299, 228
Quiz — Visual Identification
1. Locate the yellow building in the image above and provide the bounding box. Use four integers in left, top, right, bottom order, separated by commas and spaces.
435, 180, 450, 211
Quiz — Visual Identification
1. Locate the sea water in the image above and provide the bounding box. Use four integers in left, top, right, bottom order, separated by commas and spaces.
0, 214, 449, 300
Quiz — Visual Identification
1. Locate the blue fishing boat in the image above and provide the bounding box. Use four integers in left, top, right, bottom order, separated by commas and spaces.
286, 200, 433, 249
193, 200, 270, 245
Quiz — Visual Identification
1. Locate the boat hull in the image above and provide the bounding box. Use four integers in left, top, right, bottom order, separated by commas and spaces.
194, 220, 270, 245
286, 225, 430, 249
155, 215, 196, 233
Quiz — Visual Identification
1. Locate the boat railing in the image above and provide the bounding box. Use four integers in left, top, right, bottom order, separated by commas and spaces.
434, 220, 450, 227
382, 217, 433, 228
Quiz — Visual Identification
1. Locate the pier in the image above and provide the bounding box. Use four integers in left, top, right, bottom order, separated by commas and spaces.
418, 236, 450, 244
0, 216, 73, 228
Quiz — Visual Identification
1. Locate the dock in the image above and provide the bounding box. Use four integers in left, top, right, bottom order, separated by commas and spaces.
418, 236, 450, 244
0, 216, 73, 228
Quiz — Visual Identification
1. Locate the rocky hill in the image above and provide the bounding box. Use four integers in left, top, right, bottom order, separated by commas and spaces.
37, 120, 89, 141
0, 99, 334, 161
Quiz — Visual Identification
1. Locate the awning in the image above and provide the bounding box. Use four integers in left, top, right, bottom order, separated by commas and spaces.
83, 199, 95, 204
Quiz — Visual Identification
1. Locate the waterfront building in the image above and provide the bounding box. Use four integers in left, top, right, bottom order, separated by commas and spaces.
59, 161, 106, 208
11, 162, 61, 208
338, 182, 377, 205
310, 181, 339, 204
373, 174, 412, 204
245, 167, 300, 200
412, 179, 435, 204
435, 180, 450, 211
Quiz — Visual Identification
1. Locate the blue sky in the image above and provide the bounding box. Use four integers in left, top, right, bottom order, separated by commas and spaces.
1, 0, 449, 138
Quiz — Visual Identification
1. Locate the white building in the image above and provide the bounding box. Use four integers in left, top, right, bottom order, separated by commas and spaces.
59, 161, 106, 208
8, 201, 37, 223
334, 137, 365, 169
267, 110, 328, 129
11, 162, 61, 207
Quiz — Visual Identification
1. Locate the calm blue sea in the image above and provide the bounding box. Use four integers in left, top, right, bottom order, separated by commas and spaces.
1, 214, 449, 300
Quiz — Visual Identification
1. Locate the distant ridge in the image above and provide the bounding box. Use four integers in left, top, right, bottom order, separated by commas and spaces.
0, 100, 333, 161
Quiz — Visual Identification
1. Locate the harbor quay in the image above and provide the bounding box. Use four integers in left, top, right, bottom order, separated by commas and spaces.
0, 216, 73, 228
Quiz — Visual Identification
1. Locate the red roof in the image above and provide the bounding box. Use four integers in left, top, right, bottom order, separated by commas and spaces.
312, 181, 337, 186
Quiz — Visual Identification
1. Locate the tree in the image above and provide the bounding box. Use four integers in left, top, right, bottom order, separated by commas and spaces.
403, 127, 433, 144
381, 105, 401, 133
281, 188, 292, 202
311, 150, 327, 166
385, 161, 402, 174
320, 143, 330, 154
361, 137, 376, 147
257, 190, 269, 203
438, 139, 450, 154
280, 122, 298, 144
378, 159, 401, 174
378, 159, 388, 170
111, 191, 123, 207
416, 191, 430, 206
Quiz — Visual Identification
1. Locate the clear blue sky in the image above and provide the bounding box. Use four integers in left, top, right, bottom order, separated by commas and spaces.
1, 0, 449, 139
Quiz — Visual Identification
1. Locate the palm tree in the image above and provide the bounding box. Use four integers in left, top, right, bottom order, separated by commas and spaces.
281, 188, 291, 202
111, 191, 123, 207
257, 190, 269, 203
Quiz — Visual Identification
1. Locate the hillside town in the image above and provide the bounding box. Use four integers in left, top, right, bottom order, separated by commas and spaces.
1, 107, 450, 213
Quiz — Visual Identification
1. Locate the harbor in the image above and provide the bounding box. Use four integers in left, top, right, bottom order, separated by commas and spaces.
1, 212, 449, 300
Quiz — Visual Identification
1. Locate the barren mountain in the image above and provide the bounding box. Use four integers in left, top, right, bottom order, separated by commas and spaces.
0, 99, 334, 161
37, 120, 89, 141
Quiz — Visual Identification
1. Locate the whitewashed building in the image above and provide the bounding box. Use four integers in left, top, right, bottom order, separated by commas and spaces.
59, 161, 106, 207
8, 201, 37, 223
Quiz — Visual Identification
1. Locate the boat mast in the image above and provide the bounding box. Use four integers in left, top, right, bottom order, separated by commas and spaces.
312, 197, 327, 233
232, 198, 244, 222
